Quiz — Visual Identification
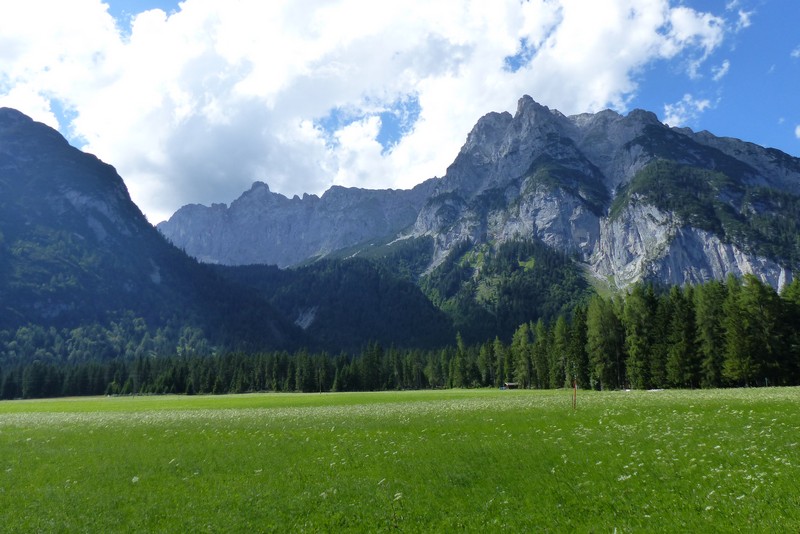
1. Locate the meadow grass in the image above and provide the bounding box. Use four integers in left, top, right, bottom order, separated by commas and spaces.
1, 388, 799, 532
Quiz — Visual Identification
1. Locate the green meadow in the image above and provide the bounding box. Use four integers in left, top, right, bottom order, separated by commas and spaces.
1, 388, 799, 532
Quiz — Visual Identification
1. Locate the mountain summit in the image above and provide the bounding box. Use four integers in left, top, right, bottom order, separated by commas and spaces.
159, 96, 798, 291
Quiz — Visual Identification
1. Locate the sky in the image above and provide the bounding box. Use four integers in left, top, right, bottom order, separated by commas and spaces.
1, 1, 798, 224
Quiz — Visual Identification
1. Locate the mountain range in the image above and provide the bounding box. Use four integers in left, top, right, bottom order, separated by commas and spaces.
160, 96, 798, 293
2, 95, 799, 358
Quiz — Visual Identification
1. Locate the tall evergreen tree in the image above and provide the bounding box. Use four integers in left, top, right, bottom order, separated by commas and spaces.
738, 275, 785, 385
694, 280, 727, 387
649, 292, 672, 388
360, 342, 383, 391
510, 323, 532, 388
477, 341, 494, 387
450, 333, 467, 388
567, 305, 590, 388
550, 316, 569, 388
585, 295, 623, 390
531, 319, 551, 389
493, 336, 510, 386
780, 278, 800, 383
722, 275, 752, 386
666, 286, 699, 388
622, 284, 655, 389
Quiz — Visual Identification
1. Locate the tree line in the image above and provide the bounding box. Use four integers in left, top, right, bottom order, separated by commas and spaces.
1, 274, 798, 399
581, 274, 800, 390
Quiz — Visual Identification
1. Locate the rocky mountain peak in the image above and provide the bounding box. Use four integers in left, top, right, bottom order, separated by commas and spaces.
461, 110, 513, 157
624, 108, 661, 126
514, 95, 570, 126
250, 180, 271, 192
159, 96, 798, 291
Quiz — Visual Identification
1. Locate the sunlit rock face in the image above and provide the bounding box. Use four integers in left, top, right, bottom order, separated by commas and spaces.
159, 96, 799, 290
158, 181, 434, 267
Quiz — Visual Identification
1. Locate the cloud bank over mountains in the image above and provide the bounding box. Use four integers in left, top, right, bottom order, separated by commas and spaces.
1, 1, 742, 222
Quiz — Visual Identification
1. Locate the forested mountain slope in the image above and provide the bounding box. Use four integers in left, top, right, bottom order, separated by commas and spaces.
0, 108, 300, 351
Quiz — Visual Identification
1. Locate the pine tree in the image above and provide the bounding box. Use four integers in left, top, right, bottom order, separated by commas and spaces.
568, 305, 590, 388
477, 341, 494, 387
722, 275, 751, 386
531, 319, 551, 389
493, 336, 509, 386
510, 323, 532, 388
450, 333, 467, 388
780, 278, 800, 383
666, 286, 699, 388
738, 275, 784, 385
585, 295, 623, 390
622, 284, 655, 389
550, 316, 569, 388
649, 291, 672, 388
695, 280, 727, 387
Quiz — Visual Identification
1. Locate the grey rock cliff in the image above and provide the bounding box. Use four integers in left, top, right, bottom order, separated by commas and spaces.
158, 96, 800, 290
407, 96, 797, 290
158, 180, 435, 267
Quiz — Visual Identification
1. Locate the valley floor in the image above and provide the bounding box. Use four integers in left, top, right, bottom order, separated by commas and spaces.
1, 388, 798, 531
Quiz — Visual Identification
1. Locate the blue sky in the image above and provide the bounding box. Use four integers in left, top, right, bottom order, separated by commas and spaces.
632, 1, 799, 152
105, 0, 181, 22
0, 0, 797, 223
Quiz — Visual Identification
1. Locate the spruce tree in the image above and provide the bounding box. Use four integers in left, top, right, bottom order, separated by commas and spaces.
510, 323, 532, 388
622, 284, 654, 389
585, 295, 622, 390
568, 305, 590, 388
695, 280, 727, 387
550, 316, 569, 388
532, 319, 551, 389
666, 286, 699, 388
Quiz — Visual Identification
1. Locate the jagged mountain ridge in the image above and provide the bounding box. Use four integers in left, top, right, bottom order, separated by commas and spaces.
160, 96, 799, 290
158, 180, 435, 267
413, 96, 798, 289
1, 108, 469, 353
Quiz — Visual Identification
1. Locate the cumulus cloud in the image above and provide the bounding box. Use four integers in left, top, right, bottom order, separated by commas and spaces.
795, 125, 800, 139
1, 0, 732, 222
663, 6, 725, 78
663, 94, 712, 126
792, 46, 800, 59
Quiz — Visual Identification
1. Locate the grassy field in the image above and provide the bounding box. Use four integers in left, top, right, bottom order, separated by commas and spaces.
1, 388, 799, 532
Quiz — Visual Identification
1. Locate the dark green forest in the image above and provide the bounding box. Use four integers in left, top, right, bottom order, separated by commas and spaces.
3, 273, 798, 399
420, 238, 592, 343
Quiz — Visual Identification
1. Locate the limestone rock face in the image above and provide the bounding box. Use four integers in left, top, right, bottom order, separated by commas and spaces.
158, 181, 434, 267
158, 96, 800, 290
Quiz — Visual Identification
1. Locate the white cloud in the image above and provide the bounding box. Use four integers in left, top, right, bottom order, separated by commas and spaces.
0, 85, 60, 129
662, 6, 725, 78
663, 94, 712, 126
792, 46, 800, 59
0, 0, 731, 223
735, 10, 753, 31
724, 1, 752, 31
795, 125, 800, 139
712, 59, 730, 81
